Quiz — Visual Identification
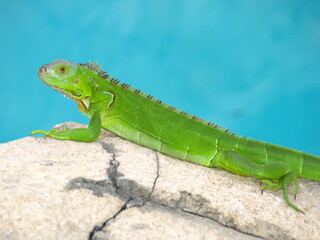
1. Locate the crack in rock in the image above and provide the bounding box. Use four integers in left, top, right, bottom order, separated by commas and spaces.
106, 155, 121, 194
105, 143, 158, 206
88, 200, 129, 240
165, 191, 223, 223
88, 142, 160, 240
106, 154, 148, 204
149, 200, 266, 240
100, 142, 116, 154
85, 140, 269, 239
147, 151, 160, 201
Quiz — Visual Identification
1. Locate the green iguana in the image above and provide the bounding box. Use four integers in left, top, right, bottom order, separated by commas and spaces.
31, 59, 320, 213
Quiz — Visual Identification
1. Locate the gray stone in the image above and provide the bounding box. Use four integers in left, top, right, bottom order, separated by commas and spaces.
151, 153, 320, 239
0, 122, 319, 240
0, 125, 125, 240
93, 203, 259, 240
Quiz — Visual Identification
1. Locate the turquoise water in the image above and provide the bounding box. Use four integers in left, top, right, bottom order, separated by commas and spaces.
1, 1, 319, 155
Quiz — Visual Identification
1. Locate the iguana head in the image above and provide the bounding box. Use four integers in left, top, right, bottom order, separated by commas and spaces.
38, 59, 92, 111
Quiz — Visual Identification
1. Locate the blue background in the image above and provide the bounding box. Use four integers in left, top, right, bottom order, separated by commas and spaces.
1, 1, 319, 156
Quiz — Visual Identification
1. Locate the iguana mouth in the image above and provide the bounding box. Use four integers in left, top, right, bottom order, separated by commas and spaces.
38, 63, 72, 98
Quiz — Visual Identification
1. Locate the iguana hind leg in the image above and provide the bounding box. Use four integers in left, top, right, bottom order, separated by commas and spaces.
262, 172, 302, 213
211, 150, 302, 212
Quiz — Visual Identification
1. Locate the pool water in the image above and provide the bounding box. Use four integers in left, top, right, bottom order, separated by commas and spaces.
1, 1, 319, 155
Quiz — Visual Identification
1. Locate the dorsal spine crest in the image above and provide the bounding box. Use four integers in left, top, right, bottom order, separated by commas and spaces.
82, 61, 237, 137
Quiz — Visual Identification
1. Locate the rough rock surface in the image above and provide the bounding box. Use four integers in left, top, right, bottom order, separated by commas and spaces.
0, 122, 319, 240
93, 203, 258, 240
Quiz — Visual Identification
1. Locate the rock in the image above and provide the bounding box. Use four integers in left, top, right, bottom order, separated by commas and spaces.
0, 124, 125, 240
0, 122, 319, 240
93, 203, 258, 240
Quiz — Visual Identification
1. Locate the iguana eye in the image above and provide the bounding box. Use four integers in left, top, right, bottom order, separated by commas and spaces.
59, 67, 67, 73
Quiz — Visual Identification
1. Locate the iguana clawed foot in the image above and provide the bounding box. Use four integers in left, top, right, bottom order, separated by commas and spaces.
259, 173, 304, 214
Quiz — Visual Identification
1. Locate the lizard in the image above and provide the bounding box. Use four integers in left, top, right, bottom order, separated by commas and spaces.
31, 59, 320, 213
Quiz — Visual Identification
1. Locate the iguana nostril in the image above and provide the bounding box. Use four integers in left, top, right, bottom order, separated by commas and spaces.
38, 66, 47, 76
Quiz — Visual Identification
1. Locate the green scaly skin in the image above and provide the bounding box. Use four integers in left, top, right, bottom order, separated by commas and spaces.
31, 59, 320, 213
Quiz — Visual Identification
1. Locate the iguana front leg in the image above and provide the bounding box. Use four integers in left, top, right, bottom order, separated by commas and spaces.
31, 111, 102, 142
31, 91, 114, 142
